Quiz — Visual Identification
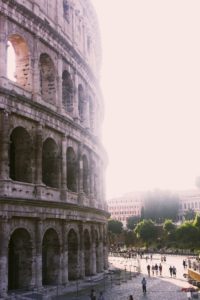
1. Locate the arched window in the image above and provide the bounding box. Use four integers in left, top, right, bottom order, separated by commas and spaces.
7, 35, 31, 90
42, 138, 59, 188
42, 229, 60, 285
68, 229, 78, 280
62, 70, 73, 113
8, 228, 32, 290
67, 147, 77, 192
39, 53, 56, 104
9, 127, 33, 183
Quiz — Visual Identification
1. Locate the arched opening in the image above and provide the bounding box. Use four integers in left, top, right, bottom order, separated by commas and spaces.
7, 35, 31, 90
68, 229, 78, 280
67, 147, 77, 192
8, 228, 32, 290
39, 53, 56, 104
84, 229, 91, 276
42, 138, 59, 188
95, 231, 100, 273
78, 84, 84, 121
62, 70, 73, 113
9, 127, 33, 183
82, 155, 89, 195
42, 229, 60, 286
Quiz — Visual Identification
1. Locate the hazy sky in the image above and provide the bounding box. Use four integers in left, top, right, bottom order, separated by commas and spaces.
92, 0, 200, 198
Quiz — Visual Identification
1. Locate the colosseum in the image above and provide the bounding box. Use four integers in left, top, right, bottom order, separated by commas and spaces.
0, 0, 108, 298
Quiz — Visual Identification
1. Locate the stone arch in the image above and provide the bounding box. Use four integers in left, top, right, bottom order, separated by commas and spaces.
67, 147, 77, 192
39, 53, 56, 104
68, 229, 78, 280
8, 228, 32, 290
62, 70, 74, 113
9, 126, 33, 183
42, 138, 59, 188
42, 228, 60, 285
84, 229, 91, 276
7, 34, 32, 90
82, 155, 89, 195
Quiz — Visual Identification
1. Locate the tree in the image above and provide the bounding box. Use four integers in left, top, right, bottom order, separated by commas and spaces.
127, 215, 140, 230
134, 219, 157, 245
124, 230, 137, 247
143, 190, 179, 222
176, 221, 199, 247
163, 219, 176, 235
184, 209, 196, 221
193, 214, 200, 229
108, 219, 123, 235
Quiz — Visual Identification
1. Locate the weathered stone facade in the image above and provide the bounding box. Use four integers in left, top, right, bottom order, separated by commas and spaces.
0, 0, 108, 297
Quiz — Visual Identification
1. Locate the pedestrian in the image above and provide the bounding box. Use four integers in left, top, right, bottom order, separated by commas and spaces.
172, 266, 176, 277
183, 259, 186, 269
187, 290, 192, 300
141, 277, 147, 294
169, 266, 173, 277
90, 288, 96, 300
155, 263, 158, 276
147, 264, 151, 276
98, 291, 105, 300
151, 265, 155, 276
159, 263, 162, 276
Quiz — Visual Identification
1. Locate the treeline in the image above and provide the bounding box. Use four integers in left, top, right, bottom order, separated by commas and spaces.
108, 190, 200, 251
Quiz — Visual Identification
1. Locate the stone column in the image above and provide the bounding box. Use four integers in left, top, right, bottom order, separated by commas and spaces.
0, 110, 10, 180
78, 144, 83, 204
34, 124, 43, 198
0, 16, 8, 83
60, 137, 67, 201
89, 155, 94, 206
32, 36, 41, 100
61, 223, 68, 285
98, 226, 104, 272
35, 220, 43, 289
0, 217, 9, 298
91, 226, 96, 275
73, 71, 80, 121
78, 224, 84, 278
56, 55, 63, 113
103, 224, 109, 269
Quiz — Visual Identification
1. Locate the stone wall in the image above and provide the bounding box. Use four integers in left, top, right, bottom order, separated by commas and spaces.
0, 0, 108, 297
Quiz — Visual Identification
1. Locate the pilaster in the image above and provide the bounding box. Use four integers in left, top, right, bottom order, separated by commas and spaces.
0, 217, 9, 298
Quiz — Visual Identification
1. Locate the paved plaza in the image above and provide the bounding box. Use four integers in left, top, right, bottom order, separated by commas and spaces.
53, 254, 197, 300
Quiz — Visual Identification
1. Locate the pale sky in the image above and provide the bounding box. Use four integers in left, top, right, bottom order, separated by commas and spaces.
92, 0, 200, 198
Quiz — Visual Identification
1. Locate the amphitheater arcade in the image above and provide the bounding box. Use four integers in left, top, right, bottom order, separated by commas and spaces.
0, 0, 109, 297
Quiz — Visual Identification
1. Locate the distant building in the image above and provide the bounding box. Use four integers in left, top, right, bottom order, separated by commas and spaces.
177, 190, 200, 220
108, 189, 200, 227
107, 192, 144, 227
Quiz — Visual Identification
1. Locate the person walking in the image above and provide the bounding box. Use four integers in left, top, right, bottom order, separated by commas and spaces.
155, 263, 158, 276
169, 266, 173, 277
151, 265, 155, 276
159, 263, 162, 276
98, 291, 105, 300
90, 288, 96, 300
141, 277, 147, 294
147, 264, 151, 276
172, 266, 176, 277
